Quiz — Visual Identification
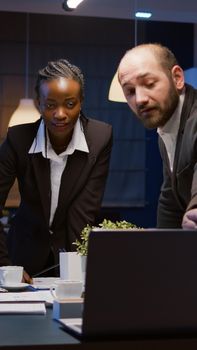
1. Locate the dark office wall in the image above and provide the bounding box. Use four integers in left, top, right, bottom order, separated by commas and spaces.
0, 12, 194, 227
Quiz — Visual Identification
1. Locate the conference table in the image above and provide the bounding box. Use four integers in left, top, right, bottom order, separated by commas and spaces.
1, 307, 197, 350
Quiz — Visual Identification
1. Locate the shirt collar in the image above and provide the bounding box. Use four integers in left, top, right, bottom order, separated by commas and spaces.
157, 90, 185, 137
65, 117, 89, 155
28, 119, 46, 156
29, 117, 89, 159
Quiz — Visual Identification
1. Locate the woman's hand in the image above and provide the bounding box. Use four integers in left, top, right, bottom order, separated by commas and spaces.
22, 270, 33, 284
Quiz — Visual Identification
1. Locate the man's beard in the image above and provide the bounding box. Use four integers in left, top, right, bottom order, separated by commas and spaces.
137, 83, 180, 129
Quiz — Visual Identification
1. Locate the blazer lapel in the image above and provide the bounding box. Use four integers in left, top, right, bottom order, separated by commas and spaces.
31, 153, 51, 226
172, 85, 196, 207
173, 85, 195, 173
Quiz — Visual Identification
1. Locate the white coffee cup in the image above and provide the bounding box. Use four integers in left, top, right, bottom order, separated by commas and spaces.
50, 280, 83, 300
0, 266, 23, 285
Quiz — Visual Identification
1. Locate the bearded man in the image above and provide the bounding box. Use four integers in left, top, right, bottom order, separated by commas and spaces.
118, 43, 197, 229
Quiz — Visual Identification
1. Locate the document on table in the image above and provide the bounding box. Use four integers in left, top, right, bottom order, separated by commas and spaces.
32, 277, 60, 289
0, 291, 54, 305
0, 302, 46, 314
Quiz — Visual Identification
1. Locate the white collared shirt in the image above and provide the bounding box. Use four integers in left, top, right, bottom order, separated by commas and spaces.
157, 91, 185, 172
29, 118, 89, 226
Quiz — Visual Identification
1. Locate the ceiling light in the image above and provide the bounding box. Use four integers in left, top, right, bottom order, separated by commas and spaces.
9, 13, 40, 127
62, 0, 84, 11
135, 11, 152, 19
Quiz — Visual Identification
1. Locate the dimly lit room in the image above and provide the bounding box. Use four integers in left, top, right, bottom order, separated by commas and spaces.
0, 1, 197, 349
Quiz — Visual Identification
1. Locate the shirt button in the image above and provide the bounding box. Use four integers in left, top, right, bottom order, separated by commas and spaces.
49, 230, 53, 235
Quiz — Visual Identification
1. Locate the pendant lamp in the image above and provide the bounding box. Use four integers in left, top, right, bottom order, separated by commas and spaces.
8, 13, 40, 127
108, 71, 127, 102
108, 0, 138, 103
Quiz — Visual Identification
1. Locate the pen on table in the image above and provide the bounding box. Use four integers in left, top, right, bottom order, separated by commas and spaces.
32, 263, 59, 278
32, 247, 65, 278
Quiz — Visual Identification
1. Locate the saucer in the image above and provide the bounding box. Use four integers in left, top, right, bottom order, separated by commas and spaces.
0, 283, 29, 291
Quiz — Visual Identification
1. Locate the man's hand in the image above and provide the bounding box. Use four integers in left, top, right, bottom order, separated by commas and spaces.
22, 270, 33, 284
182, 209, 197, 229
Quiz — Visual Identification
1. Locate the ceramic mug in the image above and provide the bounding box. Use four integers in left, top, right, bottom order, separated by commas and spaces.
0, 266, 23, 285
59, 252, 82, 280
50, 280, 83, 300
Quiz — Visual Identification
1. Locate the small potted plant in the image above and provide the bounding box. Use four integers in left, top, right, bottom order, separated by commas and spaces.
73, 219, 139, 256
73, 219, 140, 285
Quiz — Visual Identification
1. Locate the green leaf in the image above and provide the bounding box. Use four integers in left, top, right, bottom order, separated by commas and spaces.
73, 219, 141, 256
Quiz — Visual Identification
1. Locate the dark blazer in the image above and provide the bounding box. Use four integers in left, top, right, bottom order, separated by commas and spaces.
0, 114, 113, 275
157, 84, 197, 228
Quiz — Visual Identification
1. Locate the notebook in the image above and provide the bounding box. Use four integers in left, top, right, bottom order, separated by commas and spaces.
59, 228, 197, 339
0, 302, 46, 314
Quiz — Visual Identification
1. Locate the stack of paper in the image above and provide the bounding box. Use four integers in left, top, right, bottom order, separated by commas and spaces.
0, 290, 53, 304
0, 302, 46, 314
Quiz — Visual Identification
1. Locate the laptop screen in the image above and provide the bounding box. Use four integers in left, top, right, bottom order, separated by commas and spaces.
82, 228, 197, 337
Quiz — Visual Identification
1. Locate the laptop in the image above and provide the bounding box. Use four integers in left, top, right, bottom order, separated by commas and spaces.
59, 228, 197, 339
